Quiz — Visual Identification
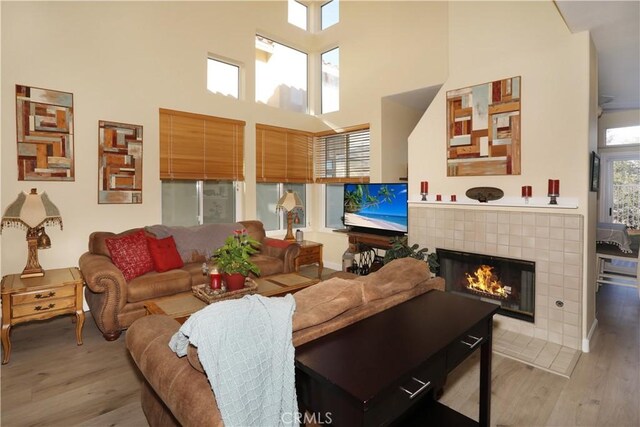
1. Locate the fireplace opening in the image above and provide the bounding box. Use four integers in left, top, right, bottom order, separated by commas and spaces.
437, 248, 535, 322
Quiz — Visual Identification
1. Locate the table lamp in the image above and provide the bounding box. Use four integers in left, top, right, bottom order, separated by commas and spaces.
1, 188, 63, 278
276, 190, 303, 241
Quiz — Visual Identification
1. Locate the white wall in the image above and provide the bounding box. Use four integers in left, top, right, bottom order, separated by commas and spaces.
1, 1, 449, 275
408, 1, 597, 347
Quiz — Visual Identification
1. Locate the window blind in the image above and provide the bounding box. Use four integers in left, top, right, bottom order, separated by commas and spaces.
256, 124, 313, 183
159, 108, 245, 181
314, 125, 370, 183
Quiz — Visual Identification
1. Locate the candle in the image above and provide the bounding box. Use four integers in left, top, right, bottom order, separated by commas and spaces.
521, 186, 532, 198
548, 179, 560, 195
436, 194, 442, 201
420, 181, 429, 194
451, 195, 457, 202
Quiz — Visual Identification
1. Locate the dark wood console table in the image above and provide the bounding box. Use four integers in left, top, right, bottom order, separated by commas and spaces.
295, 290, 499, 426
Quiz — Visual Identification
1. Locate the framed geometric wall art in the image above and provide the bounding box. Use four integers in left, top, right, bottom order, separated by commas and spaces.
98, 121, 143, 204
446, 76, 521, 176
15, 84, 74, 181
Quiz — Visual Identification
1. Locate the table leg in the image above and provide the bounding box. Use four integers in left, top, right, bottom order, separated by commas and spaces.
1, 323, 11, 365
317, 260, 323, 279
75, 310, 85, 345
479, 319, 493, 427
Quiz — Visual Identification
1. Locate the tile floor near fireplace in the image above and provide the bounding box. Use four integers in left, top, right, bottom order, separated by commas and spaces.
493, 324, 581, 378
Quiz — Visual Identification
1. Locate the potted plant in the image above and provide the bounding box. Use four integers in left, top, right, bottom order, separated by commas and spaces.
212, 229, 261, 291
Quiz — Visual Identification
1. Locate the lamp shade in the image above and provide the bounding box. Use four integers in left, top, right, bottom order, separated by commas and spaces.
1, 188, 63, 232
276, 190, 304, 212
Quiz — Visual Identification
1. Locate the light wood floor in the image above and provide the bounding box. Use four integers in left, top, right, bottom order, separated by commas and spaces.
1, 283, 638, 426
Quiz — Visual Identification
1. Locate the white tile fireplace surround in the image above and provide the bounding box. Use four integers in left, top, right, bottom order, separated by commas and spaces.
409, 205, 584, 351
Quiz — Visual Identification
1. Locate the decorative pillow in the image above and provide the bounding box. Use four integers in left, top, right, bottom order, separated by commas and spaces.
105, 230, 154, 281
292, 277, 364, 331
146, 235, 184, 272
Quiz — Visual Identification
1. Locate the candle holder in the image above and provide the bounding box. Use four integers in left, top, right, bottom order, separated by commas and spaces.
521, 186, 532, 204
547, 179, 560, 205
420, 181, 429, 201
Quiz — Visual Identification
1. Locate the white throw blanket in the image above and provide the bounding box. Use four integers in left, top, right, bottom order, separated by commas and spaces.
169, 294, 299, 427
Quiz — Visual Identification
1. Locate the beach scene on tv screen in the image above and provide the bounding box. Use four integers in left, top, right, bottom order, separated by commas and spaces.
344, 183, 407, 232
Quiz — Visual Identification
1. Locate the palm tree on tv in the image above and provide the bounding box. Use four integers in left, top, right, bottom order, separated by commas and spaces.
344, 184, 396, 213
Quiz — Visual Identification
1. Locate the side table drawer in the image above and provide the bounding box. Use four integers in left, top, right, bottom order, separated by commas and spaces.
12, 286, 75, 305
364, 353, 446, 426
446, 320, 490, 371
12, 296, 76, 319
297, 252, 320, 264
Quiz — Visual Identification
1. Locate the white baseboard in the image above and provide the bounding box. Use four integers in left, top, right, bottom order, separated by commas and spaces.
583, 318, 598, 353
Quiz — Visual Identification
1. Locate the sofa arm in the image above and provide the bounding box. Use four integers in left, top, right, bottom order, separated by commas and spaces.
79, 252, 128, 340
126, 315, 223, 427
262, 238, 301, 273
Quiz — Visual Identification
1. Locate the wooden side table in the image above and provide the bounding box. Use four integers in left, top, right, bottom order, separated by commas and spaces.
1, 267, 85, 364
295, 240, 323, 279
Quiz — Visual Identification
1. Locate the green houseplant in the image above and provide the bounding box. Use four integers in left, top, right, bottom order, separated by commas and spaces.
213, 229, 261, 291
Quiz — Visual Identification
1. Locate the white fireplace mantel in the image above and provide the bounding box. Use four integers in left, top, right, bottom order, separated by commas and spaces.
409, 196, 578, 209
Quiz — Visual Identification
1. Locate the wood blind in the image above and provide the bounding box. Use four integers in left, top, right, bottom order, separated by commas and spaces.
256, 124, 313, 183
159, 108, 245, 181
314, 124, 370, 183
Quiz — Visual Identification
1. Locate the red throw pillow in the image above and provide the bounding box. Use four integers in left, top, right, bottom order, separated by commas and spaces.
146, 235, 184, 272
105, 230, 154, 281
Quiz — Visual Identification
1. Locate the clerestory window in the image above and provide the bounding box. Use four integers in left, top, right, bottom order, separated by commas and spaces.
255, 35, 308, 113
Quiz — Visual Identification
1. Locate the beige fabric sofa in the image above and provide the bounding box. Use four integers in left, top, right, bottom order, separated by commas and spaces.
126, 258, 445, 426
79, 220, 300, 341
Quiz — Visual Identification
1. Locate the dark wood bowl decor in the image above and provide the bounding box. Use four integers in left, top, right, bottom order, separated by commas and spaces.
466, 187, 504, 203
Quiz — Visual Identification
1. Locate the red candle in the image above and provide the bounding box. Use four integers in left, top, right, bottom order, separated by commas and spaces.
522, 186, 532, 198
436, 194, 442, 201
450, 195, 457, 202
548, 179, 560, 195
420, 181, 428, 194
210, 269, 222, 290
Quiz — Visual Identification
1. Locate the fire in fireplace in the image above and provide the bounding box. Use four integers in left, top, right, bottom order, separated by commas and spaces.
437, 248, 535, 322
465, 265, 510, 299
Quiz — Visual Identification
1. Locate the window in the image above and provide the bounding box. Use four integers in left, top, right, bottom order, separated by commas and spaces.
325, 183, 344, 229
207, 58, 239, 98
606, 126, 640, 146
255, 35, 308, 113
315, 126, 370, 182
162, 181, 236, 226
321, 47, 339, 113
321, 0, 339, 30
256, 183, 306, 232
288, 0, 307, 30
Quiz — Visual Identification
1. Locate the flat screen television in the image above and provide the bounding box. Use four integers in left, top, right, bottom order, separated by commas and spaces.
343, 183, 408, 236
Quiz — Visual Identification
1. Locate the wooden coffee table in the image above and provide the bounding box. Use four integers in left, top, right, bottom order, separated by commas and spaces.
254, 272, 320, 297
145, 273, 320, 323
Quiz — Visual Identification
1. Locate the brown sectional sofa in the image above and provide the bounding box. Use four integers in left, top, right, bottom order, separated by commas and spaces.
126, 258, 445, 426
79, 220, 300, 341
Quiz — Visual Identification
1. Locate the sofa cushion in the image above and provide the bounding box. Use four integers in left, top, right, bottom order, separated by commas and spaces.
293, 277, 364, 331
105, 230, 154, 281
359, 258, 430, 302
147, 236, 184, 272
127, 269, 192, 303
147, 223, 243, 264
